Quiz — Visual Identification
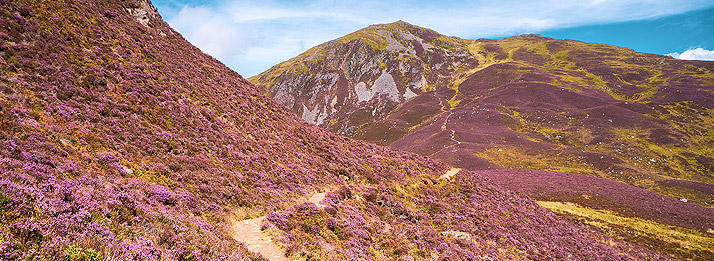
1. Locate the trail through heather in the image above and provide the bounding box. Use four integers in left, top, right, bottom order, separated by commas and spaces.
231, 192, 329, 260
231, 169, 460, 259
232, 217, 288, 261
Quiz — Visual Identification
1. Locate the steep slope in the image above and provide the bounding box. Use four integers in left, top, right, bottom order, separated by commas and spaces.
0, 1, 667, 260
0, 1, 442, 258
252, 21, 478, 137
251, 22, 714, 258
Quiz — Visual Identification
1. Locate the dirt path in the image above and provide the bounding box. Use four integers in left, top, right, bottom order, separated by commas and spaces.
438, 168, 462, 180
232, 217, 288, 261
231, 192, 329, 260
308, 192, 328, 209
232, 168, 459, 259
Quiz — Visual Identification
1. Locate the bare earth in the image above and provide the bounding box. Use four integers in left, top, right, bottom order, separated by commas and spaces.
308, 192, 328, 209
438, 168, 462, 180
231, 217, 289, 261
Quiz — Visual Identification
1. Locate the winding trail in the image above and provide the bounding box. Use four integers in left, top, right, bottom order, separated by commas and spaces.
431, 110, 463, 157
231, 192, 329, 260
231, 169, 460, 259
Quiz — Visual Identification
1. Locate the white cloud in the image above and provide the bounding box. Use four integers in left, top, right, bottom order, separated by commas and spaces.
156, 0, 714, 76
668, 48, 714, 61
167, 6, 252, 63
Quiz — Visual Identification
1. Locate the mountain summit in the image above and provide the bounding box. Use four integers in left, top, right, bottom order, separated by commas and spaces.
254, 22, 478, 130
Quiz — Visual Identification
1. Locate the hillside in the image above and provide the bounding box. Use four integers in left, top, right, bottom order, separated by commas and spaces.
251, 21, 714, 258
252, 22, 714, 201
0, 0, 670, 260
251, 21, 714, 207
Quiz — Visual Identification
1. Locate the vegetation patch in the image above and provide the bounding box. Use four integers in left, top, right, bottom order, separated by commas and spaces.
539, 201, 714, 259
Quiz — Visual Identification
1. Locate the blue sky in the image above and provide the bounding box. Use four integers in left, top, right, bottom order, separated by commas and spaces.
152, 0, 714, 77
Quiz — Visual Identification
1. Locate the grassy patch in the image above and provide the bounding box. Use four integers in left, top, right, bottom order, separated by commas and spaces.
65, 245, 101, 261
473, 146, 598, 176
538, 201, 714, 254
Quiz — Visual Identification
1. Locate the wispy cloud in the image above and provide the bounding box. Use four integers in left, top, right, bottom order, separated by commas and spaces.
167, 6, 253, 66
155, 0, 714, 76
668, 48, 714, 61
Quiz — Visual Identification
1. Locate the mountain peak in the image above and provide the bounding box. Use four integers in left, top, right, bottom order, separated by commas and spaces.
252, 20, 477, 127
367, 20, 420, 29
373, 20, 422, 30
505, 33, 555, 41
347, 20, 446, 45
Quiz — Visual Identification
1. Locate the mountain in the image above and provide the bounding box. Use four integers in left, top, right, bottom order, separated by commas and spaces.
0, 0, 671, 260
251, 21, 714, 258
252, 21, 476, 136
251, 21, 714, 206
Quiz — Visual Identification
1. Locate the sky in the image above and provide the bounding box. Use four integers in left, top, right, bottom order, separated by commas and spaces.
152, 0, 714, 77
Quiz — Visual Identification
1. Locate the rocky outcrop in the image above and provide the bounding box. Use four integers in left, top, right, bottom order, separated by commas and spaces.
124, 0, 160, 27
252, 21, 478, 132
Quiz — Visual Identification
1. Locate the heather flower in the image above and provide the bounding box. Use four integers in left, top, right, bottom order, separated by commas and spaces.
0, 0, 671, 259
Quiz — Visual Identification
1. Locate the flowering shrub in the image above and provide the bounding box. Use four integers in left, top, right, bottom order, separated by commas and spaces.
265, 171, 664, 260
0, 0, 676, 259
0, 0, 445, 258
481, 169, 714, 233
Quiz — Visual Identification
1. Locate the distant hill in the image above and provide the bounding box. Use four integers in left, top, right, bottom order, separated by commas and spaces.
0, 0, 670, 260
251, 21, 714, 258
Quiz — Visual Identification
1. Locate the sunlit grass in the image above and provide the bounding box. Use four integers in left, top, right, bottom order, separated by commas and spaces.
538, 201, 714, 253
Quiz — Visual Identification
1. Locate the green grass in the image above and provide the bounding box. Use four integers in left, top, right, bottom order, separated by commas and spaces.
538, 201, 714, 255
65, 245, 101, 261
472, 146, 599, 176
